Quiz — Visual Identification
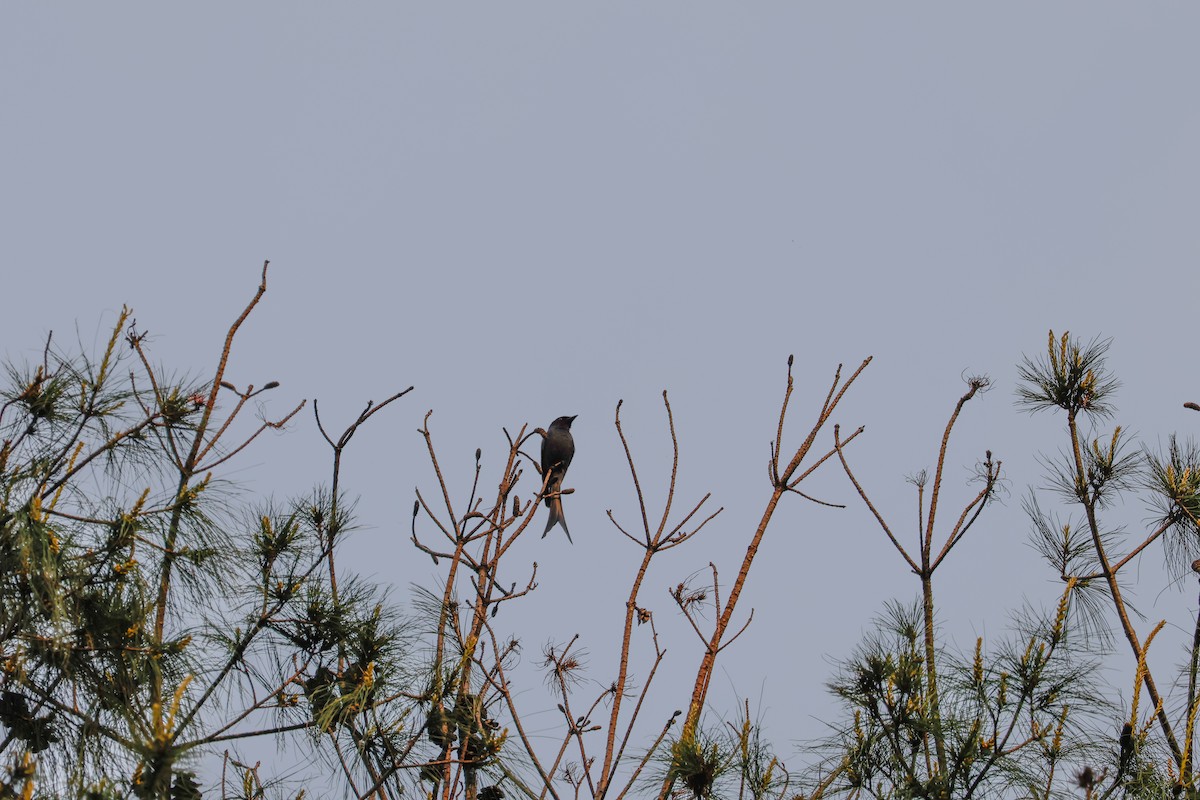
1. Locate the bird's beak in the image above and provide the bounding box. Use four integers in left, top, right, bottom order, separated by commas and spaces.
569, 415, 578, 423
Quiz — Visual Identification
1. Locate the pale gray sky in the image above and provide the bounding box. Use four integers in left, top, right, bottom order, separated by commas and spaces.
3, 3, 1198, 791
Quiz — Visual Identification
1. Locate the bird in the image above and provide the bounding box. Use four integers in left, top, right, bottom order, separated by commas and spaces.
540, 415, 577, 542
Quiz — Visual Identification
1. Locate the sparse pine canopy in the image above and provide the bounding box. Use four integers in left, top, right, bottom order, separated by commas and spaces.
2, 285, 1199, 800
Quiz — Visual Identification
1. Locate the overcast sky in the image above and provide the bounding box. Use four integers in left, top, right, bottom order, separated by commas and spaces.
3, 3, 1199, 791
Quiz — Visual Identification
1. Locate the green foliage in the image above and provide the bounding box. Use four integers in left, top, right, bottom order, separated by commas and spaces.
798, 334, 1200, 800
667, 731, 731, 799
810, 595, 1103, 799
0, 287, 423, 798
1016, 331, 1119, 419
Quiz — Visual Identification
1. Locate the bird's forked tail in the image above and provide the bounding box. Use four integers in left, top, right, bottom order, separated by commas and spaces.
542, 495, 572, 543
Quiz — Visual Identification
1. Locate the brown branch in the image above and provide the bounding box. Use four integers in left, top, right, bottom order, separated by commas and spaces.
420, 411, 460, 532
485, 622, 561, 800
605, 616, 668, 794
614, 399, 652, 541
715, 609, 755, 654
196, 399, 307, 472
606, 510, 643, 546
770, 355, 797, 484
835, 424, 920, 573
930, 458, 1000, 571
679, 357, 870, 743
655, 391, 680, 538
599, 392, 711, 798
1066, 409, 1184, 764
1107, 518, 1176, 575
611, 711, 681, 800
151, 263, 272, 717
924, 380, 987, 558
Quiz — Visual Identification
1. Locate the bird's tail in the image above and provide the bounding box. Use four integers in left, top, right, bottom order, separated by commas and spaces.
542, 496, 572, 543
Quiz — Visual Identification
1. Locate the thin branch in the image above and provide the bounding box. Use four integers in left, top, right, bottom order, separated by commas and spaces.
614, 399, 652, 541
835, 424, 920, 574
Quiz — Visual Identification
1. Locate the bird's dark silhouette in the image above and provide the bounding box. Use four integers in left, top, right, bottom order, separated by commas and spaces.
540, 415, 577, 542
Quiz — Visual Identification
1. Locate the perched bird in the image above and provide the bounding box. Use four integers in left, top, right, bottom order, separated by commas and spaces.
540, 415, 577, 542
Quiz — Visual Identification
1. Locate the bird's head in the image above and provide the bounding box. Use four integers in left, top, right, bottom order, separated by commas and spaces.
550, 415, 578, 430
